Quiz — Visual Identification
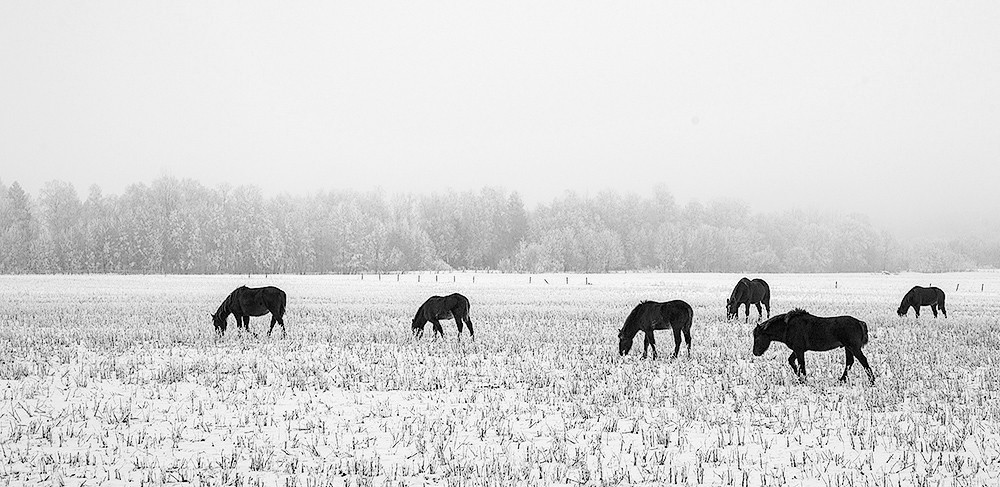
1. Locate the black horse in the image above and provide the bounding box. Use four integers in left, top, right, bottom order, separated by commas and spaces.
727, 277, 770, 322
618, 300, 693, 359
752, 308, 874, 385
897, 286, 947, 318
211, 286, 287, 337
412, 293, 474, 339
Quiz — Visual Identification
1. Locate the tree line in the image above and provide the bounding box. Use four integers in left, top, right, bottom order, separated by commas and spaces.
0, 178, 995, 274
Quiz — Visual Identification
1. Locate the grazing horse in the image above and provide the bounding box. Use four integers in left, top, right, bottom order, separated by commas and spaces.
211, 286, 287, 337
752, 308, 874, 385
412, 293, 474, 339
727, 277, 771, 322
897, 286, 947, 318
618, 300, 693, 359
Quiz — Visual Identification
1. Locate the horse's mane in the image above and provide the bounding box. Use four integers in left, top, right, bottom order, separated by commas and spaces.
785, 308, 809, 321
729, 278, 750, 300
619, 301, 651, 338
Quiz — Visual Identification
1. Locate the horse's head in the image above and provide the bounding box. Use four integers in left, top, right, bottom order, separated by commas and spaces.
618, 328, 633, 356
896, 306, 907, 317
411, 315, 425, 335
725, 298, 737, 320
751, 320, 772, 356
211, 312, 227, 334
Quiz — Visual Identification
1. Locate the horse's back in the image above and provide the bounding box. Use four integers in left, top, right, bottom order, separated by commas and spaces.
791, 313, 867, 350
662, 300, 693, 328
908, 286, 944, 305
422, 293, 469, 319
233, 286, 285, 316
752, 279, 770, 299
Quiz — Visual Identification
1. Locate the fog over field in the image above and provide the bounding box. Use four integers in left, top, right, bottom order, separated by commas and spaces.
2, 2, 999, 242
2, 4, 1000, 485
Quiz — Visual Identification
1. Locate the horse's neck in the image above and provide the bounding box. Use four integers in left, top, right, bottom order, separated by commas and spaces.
216, 300, 232, 319
768, 321, 789, 344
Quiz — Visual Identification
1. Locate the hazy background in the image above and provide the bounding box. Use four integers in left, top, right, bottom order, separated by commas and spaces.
2, 1, 999, 239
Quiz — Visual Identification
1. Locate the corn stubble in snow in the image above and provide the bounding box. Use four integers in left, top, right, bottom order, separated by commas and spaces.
0, 272, 998, 486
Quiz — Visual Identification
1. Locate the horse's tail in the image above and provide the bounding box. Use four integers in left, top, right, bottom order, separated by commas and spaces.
620, 302, 647, 339
859, 320, 870, 347
760, 280, 770, 302
461, 294, 471, 317
684, 301, 694, 331
278, 290, 287, 318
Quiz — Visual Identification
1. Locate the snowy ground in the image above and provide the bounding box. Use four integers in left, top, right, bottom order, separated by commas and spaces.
1, 272, 999, 486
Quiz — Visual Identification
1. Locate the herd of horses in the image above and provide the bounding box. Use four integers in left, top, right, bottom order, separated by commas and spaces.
212, 280, 950, 386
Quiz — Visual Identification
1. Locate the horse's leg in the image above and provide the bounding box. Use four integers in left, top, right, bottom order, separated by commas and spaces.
430, 319, 444, 339
244, 316, 256, 337
940, 302, 947, 318
839, 349, 855, 382
647, 330, 657, 360
279, 315, 287, 338
671, 326, 682, 359
849, 347, 875, 385
268, 314, 277, 337
464, 315, 474, 340
754, 303, 763, 322
931, 304, 938, 318
787, 352, 798, 374
642, 333, 650, 359
764, 300, 771, 319
795, 350, 807, 382
682, 326, 692, 357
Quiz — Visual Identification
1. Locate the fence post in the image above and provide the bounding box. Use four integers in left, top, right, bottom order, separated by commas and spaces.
529, 276, 532, 284
956, 284, 959, 291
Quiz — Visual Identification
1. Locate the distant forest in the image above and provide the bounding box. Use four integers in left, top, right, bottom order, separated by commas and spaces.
0, 178, 996, 274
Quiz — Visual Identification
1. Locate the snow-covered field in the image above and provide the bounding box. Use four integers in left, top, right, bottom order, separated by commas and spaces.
1, 272, 999, 486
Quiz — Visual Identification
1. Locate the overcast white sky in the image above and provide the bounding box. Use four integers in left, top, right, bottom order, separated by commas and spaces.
1, 2, 998, 235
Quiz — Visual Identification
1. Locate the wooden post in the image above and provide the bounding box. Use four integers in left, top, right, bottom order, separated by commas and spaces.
835, 281, 837, 289
418, 275, 421, 283
956, 284, 959, 291
397, 273, 400, 282
378, 273, 381, 281
435, 275, 438, 282
566, 277, 569, 285
529, 276, 532, 284
585, 277, 589, 285
453, 276, 455, 283
473, 276, 475, 284
361, 274, 364, 280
